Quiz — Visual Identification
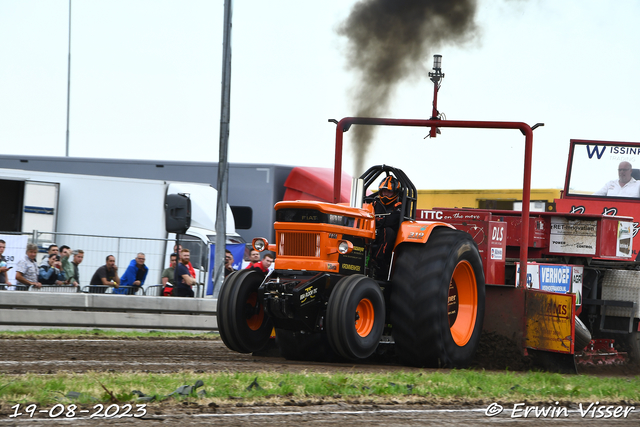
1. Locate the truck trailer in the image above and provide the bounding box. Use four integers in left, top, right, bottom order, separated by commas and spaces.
0, 167, 242, 292
0, 156, 352, 244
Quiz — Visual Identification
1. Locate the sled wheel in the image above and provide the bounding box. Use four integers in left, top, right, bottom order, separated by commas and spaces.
574, 316, 592, 352
605, 317, 640, 365
390, 227, 485, 368
620, 331, 640, 365
217, 269, 272, 353
326, 274, 385, 360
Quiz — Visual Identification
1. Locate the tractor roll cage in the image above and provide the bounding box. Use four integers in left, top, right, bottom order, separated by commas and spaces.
359, 165, 418, 231
331, 117, 540, 289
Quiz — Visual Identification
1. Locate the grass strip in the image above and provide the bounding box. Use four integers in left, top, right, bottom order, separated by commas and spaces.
0, 370, 638, 407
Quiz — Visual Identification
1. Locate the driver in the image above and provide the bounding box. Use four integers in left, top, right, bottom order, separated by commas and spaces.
371, 176, 402, 279
594, 161, 640, 197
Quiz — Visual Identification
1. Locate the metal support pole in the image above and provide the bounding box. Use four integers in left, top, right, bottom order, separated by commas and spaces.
213, 0, 233, 299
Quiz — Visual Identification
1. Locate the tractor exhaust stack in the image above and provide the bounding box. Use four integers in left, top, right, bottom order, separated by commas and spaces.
428, 54, 444, 138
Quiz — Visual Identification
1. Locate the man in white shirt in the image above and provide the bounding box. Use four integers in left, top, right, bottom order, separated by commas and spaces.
594, 161, 640, 197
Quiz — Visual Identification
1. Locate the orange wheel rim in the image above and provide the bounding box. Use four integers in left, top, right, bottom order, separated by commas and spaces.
355, 298, 375, 337
245, 292, 264, 331
448, 260, 478, 346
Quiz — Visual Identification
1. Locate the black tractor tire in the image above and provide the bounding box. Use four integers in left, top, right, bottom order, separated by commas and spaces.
217, 270, 242, 352
619, 331, 640, 365
390, 227, 486, 368
216, 269, 272, 353
325, 274, 386, 360
607, 318, 640, 366
574, 315, 592, 353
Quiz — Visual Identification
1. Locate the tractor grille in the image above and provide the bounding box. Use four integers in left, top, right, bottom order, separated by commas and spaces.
278, 232, 320, 257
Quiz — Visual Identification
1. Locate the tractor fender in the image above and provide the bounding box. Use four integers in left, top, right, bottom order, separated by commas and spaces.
394, 221, 456, 246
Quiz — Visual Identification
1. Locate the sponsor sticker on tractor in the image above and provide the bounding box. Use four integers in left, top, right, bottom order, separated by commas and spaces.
515, 263, 540, 289
549, 217, 597, 255
516, 263, 583, 308
617, 221, 633, 257
526, 291, 575, 354
539, 265, 572, 294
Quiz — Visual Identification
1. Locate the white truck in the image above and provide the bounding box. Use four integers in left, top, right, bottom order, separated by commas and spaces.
0, 168, 242, 295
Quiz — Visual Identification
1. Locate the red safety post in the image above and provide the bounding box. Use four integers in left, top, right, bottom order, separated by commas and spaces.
332, 117, 534, 290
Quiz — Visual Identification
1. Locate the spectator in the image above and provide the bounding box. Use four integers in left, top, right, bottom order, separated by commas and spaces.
0, 239, 11, 288
174, 249, 197, 297
15, 243, 41, 289
161, 253, 177, 296
70, 250, 84, 286
243, 249, 260, 270
246, 252, 274, 275
174, 244, 196, 277
243, 249, 260, 269
115, 252, 148, 295
89, 255, 120, 294
38, 254, 66, 285
39, 244, 59, 267
59, 245, 76, 286
224, 249, 236, 277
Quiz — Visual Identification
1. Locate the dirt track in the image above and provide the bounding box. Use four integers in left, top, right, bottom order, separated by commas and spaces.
0, 337, 429, 375
1, 337, 639, 426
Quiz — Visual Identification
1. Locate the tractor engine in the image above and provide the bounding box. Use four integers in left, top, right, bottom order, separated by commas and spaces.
254, 201, 376, 332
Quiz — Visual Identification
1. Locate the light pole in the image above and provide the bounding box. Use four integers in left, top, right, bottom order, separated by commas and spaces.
65, 0, 72, 156
213, 0, 233, 299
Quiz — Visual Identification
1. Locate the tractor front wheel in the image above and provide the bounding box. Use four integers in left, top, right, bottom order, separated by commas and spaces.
217, 269, 272, 353
391, 228, 485, 368
326, 275, 385, 360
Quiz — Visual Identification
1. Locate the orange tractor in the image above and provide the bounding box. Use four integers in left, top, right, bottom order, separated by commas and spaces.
217, 163, 486, 367
218, 58, 639, 371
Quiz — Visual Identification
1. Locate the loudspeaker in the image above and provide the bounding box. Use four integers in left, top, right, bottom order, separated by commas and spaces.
165, 193, 191, 234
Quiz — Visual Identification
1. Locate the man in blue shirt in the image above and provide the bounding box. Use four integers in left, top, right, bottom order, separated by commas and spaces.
115, 253, 148, 295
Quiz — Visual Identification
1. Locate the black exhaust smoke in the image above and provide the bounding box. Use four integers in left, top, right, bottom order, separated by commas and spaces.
338, 0, 478, 175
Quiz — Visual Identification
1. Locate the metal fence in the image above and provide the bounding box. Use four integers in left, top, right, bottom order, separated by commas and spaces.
7, 231, 209, 295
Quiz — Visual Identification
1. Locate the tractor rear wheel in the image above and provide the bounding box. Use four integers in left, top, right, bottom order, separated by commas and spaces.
326, 274, 385, 360
390, 228, 485, 368
216, 269, 272, 353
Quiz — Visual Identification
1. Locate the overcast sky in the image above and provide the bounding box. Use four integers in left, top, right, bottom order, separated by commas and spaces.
1, 0, 639, 191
